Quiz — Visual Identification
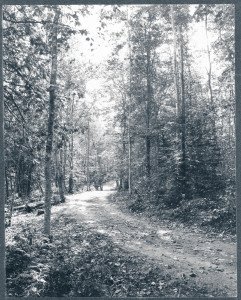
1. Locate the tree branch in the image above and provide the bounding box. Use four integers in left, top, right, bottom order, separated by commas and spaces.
3, 15, 76, 30
3, 16, 51, 25
6, 93, 26, 124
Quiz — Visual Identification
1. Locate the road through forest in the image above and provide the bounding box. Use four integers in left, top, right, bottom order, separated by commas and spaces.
52, 183, 237, 296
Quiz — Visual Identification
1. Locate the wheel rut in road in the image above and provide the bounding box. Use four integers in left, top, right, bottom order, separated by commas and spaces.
53, 189, 237, 296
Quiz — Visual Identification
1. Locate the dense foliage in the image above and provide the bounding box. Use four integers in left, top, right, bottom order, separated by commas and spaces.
4, 4, 235, 233
108, 5, 235, 214
3, 5, 236, 298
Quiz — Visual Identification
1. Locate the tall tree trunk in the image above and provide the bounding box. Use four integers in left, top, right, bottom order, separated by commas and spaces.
68, 137, 74, 193
156, 134, 162, 194
97, 155, 103, 190
86, 119, 90, 191
57, 150, 65, 202
205, 13, 214, 107
27, 161, 33, 198
63, 140, 67, 192
8, 192, 14, 228
179, 26, 187, 198
127, 107, 132, 194
171, 5, 180, 117
172, 6, 183, 202
17, 155, 22, 197
127, 7, 132, 194
146, 31, 151, 179
120, 125, 126, 191
68, 93, 75, 194
204, 13, 218, 142
5, 168, 9, 200
37, 174, 44, 196
44, 8, 60, 236
204, 11, 220, 169
8, 174, 18, 227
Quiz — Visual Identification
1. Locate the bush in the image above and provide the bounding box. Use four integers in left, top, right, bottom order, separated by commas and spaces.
6, 245, 31, 276
201, 207, 236, 234
7, 272, 33, 297
44, 265, 73, 296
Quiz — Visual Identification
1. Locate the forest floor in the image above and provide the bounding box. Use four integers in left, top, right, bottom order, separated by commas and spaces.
6, 183, 237, 297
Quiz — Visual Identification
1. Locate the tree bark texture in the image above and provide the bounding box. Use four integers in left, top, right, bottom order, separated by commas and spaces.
44, 8, 60, 236
127, 7, 132, 194
86, 119, 90, 191
68, 93, 75, 194
179, 26, 187, 197
56, 150, 65, 202
171, 6, 180, 117
145, 26, 151, 179
205, 13, 214, 106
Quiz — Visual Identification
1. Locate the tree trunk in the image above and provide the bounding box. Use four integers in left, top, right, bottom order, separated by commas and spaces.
10, 175, 13, 195
68, 93, 75, 194
44, 8, 60, 236
63, 140, 67, 192
86, 119, 90, 191
127, 112, 132, 194
37, 174, 44, 196
179, 26, 187, 198
58, 172, 65, 202
145, 27, 152, 180
205, 13, 214, 106
127, 7, 132, 195
146, 135, 151, 178
5, 168, 9, 200
121, 130, 126, 192
146, 45, 151, 179
56, 150, 65, 202
8, 175, 18, 227
8, 194, 14, 227
171, 5, 180, 117
59, 146, 65, 202
17, 154, 23, 197
205, 12, 218, 138
68, 136, 74, 194
27, 161, 34, 198
156, 134, 162, 193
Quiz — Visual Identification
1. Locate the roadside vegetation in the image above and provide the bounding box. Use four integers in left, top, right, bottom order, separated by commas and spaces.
108, 191, 236, 235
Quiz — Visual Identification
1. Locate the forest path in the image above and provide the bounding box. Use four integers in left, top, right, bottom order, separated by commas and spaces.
53, 184, 237, 296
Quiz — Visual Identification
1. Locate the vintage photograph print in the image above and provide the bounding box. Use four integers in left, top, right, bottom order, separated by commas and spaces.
3, 4, 236, 297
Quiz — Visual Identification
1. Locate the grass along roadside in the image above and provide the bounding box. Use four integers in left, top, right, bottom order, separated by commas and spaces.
107, 191, 236, 237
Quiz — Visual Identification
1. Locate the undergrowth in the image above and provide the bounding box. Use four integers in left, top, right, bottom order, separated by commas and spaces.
109, 191, 236, 235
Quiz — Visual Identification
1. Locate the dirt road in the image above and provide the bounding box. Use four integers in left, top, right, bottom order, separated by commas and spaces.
52, 185, 237, 296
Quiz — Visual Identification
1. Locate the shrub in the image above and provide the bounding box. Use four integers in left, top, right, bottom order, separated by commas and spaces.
44, 265, 73, 296
6, 245, 31, 276
7, 272, 33, 296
